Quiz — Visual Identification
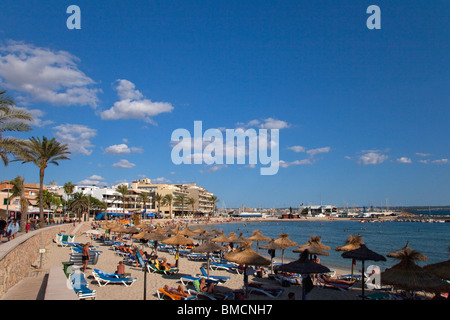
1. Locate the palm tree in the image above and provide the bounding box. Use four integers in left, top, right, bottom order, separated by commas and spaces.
153, 193, 162, 215
98, 200, 109, 221
8, 176, 29, 232
187, 197, 196, 216
174, 194, 187, 217
139, 191, 150, 212
69, 192, 88, 223
14, 136, 70, 227
36, 189, 61, 223
63, 181, 75, 218
115, 184, 129, 215
162, 194, 174, 219
0, 91, 33, 165
209, 195, 219, 219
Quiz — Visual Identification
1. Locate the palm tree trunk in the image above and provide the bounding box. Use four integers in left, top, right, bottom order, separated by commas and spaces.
39, 167, 45, 228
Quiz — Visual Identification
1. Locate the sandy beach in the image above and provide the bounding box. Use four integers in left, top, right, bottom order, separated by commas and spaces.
31, 218, 385, 301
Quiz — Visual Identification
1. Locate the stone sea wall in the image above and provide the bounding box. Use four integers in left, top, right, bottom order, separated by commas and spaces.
0, 224, 76, 298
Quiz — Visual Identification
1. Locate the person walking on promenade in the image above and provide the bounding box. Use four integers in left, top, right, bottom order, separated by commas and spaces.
0, 217, 6, 242
82, 242, 90, 272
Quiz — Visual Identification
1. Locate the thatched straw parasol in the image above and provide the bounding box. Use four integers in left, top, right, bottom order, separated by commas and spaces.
192, 241, 226, 278
227, 232, 241, 243
335, 234, 365, 280
382, 242, 449, 295
208, 229, 222, 237
293, 241, 330, 257
341, 244, 386, 299
125, 226, 140, 234
132, 231, 147, 240
194, 231, 212, 242
224, 244, 271, 295
274, 233, 298, 264
387, 241, 428, 261
161, 232, 194, 267
211, 232, 230, 244
192, 226, 206, 234
259, 239, 286, 273
246, 230, 270, 252
301, 236, 331, 251
278, 250, 331, 300
423, 259, 450, 281
381, 259, 450, 294
179, 226, 197, 237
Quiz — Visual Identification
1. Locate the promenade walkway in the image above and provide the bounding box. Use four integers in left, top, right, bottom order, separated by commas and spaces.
0, 222, 84, 300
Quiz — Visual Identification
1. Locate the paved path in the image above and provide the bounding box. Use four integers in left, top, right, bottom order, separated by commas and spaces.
1, 223, 84, 300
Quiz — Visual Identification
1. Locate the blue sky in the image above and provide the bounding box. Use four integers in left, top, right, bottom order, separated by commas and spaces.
1, 1, 449, 208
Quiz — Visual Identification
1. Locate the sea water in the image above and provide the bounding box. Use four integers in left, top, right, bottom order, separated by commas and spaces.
201, 220, 450, 271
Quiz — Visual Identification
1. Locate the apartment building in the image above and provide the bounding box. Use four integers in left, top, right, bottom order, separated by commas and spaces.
0, 180, 51, 220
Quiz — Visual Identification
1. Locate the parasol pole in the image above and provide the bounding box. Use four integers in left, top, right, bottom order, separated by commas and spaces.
361, 260, 365, 300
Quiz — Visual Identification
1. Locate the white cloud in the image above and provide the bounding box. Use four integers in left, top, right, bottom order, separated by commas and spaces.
112, 159, 135, 168
278, 159, 313, 168
208, 165, 228, 172
287, 145, 306, 153
53, 123, 97, 155
104, 143, 143, 155
432, 159, 449, 164
416, 152, 431, 157
78, 174, 105, 185
358, 151, 388, 165
151, 177, 172, 183
307, 147, 331, 157
236, 118, 291, 130
100, 79, 174, 124
397, 157, 412, 163
0, 41, 99, 107
260, 118, 291, 130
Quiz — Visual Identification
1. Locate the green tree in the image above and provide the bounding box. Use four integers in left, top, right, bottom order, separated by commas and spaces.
153, 193, 162, 215
14, 136, 70, 227
174, 194, 187, 217
115, 184, 129, 215
63, 181, 75, 218
162, 194, 174, 219
187, 197, 196, 216
68, 192, 88, 223
209, 195, 219, 219
0, 91, 33, 165
8, 176, 29, 232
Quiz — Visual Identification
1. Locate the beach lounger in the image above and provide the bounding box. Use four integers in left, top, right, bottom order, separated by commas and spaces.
71, 247, 103, 255
316, 275, 356, 291
93, 269, 124, 278
190, 280, 234, 300
157, 287, 196, 300
180, 275, 219, 286
268, 272, 301, 285
70, 273, 96, 299
92, 270, 137, 287
197, 267, 230, 284
247, 283, 284, 298
338, 274, 362, 281
146, 261, 179, 275
210, 260, 242, 274
187, 253, 208, 261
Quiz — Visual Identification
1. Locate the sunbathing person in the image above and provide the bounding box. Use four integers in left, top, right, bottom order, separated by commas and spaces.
163, 284, 188, 297
321, 274, 356, 285
199, 278, 232, 294
160, 258, 175, 270
199, 278, 216, 293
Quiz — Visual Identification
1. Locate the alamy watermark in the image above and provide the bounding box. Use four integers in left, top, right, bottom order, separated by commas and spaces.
171, 121, 280, 175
